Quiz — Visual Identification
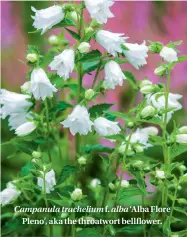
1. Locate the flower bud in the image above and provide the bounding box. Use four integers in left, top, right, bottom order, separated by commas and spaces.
140, 105, 156, 119
134, 144, 144, 153
78, 42, 91, 53
176, 134, 187, 144
154, 65, 167, 76
32, 151, 41, 159
69, 11, 78, 22
31, 158, 37, 163
62, 4, 74, 12
71, 188, 83, 201
48, 35, 59, 45
149, 42, 163, 54
120, 180, 130, 188
61, 212, 68, 219
139, 79, 152, 88
21, 81, 30, 93
179, 126, 187, 134
140, 85, 155, 95
144, 166, 150, 172
90, 178, 101, 188
85, 89, 95, 100
78, 156, 87, 165
26, 53, 38, 63
127, 121, 134, 128
108, 182, 116, 191
179, 165, 186, 171
118, 144, 134, 156
177, 198, 187, 205
132, 160, 144, 169
171, 235, 178, 237
85, 27, 94, 34
155, 170, 165, 179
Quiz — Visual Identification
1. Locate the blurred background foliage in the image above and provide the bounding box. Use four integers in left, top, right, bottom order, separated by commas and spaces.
1, 1, 187, 235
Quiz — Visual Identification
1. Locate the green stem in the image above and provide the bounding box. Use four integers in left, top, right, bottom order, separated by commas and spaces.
169, 180, 179, 225
44, 100, 52, 163
92, 59, 102, 88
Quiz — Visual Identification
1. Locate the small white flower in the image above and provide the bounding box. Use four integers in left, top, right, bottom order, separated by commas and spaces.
71, 188, 83, 201
94, 117, 121, 136
85, 89, 95, 100
85, 0, 114, 24
8, 112, 31, 130
104, 61, 126, 89
31, 5, 65, 34
0, 182, 21, 206
15, 121, 37, 136
0, 89, 32, 119
61, 105, 93, 136
179, 126, 187, 134
78, 156, 87, 165
21, 81, 31, 94
123, 41, 148, 69
48, 35, 59, 45
140, 105, 156, 119
90, 178, 101, 188
176, 134, 187, 144
49, 49, 75, 80
78, 42, 91, 53
155, 170, 165, 179
29, 68, 57, 100
37, 169, 56, 194
160, 46, 178, 63
120, 180, 130, 188
96, 30, 128, 57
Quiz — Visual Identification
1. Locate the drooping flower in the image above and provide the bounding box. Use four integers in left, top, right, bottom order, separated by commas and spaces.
159, 46, 178, 63
85, 0, 114, 24
37, 169, 56, 194
123, 41, 148, 69
61, 105, 93, 136
0, 182, 21, 206
8, 112, 31, 130
0, 89, 32, 119
15, 121, 37, 136
29, 68, 57, 100
49, 49, 75, 80
71, 188, 83, 201
96, 30, 128, 57
31, 5, 65, 34
104, 61, 126, 89
94, 117, 121, 136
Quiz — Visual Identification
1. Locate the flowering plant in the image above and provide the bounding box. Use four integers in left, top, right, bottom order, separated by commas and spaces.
1, 1, 187, 237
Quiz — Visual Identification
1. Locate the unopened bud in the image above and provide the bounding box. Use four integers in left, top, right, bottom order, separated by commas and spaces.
32, 151, 41, 159
78, 42, 91, 53
21, 81, 30, 93
179, 126, 187, 134
140, 105, 156, 119
119, 180, 130, 188
140, 85, 155, 95
118, 144, 134, 156
78, 156, 87, 165
179, 165, 186, 171
154, 65, 167, 76
139, 80, 152, 88
69, 11, 78, 22
132, 160, 144, 169
127, 121, 134, 128
71, 188, 83, 201
26, 53, 38, 63
61, 212, 68, 218
85, 27, 94, 34
155, 170, 165, 179
108, 182, 116, 191
85, 89, 95, 100
134, 144, 144, 153
90, 178, 101, 188
48, 35, 59, 45
176, 134, 187, 144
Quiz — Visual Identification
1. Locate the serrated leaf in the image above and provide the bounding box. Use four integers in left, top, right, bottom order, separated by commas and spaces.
55, 101, 73, 112
82, 61, 101, 74
79, 50, 102, 63
170, 144, 187, 159
88, 103, 113, 118
123, 71, 137, 89
65, 28, 80, 40
117, 186, 144, 200
105, 111, 130, 122
85, 144, 114, 153
56, 165, 77, 185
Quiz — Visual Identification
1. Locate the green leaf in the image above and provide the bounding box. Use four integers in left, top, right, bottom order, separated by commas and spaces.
104, 112, 117, 121
149, 136, 165, 146
170, 144, 187, 159
163, 217, 171, 236
167, 40, 183, 48
123, 71, 137, 89
148, 41, 163, 53
85, 144, 114, 154
79, 50, 102, 63
50, 199, 71, 206
27, 45, 40, 55
140, 116, 163, 126
65, 28, 80, 40
21, 162, 35, 177
121, 44, 129, 51
56, 165, 77, 185
80, 31, 96, 43
56, 101, 73, 112
88, 103, 114, 118
105, 111, 130, 122
173, 207, 187, 216
117, 225, 143, 234
117, 186, 144, 200
63, 83, 79, 92
76, 228, 101, 237
53, 18, 76, 28
82, 61, 101, 74
104, 134, 124, 142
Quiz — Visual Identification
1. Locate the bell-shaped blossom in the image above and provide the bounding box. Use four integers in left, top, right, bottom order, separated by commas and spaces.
15, 121, 37, 136
31, 5, 65, 34
160, 46, 178, 63
96, 30, 128, 57
146, 92, 182, 122
104, 61, 126, 89
29, 68, 57, 100
37, 169, 56, 194
49, 49, 75, 80
129, 126, 158, 149
85, 0, 114, 24
123, 41, 148, 69
61, 105, 93, 136
94, 117, 121, 136
0, 182, 21, 206
8, 113, 31, 130
0, 89, 32, 119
